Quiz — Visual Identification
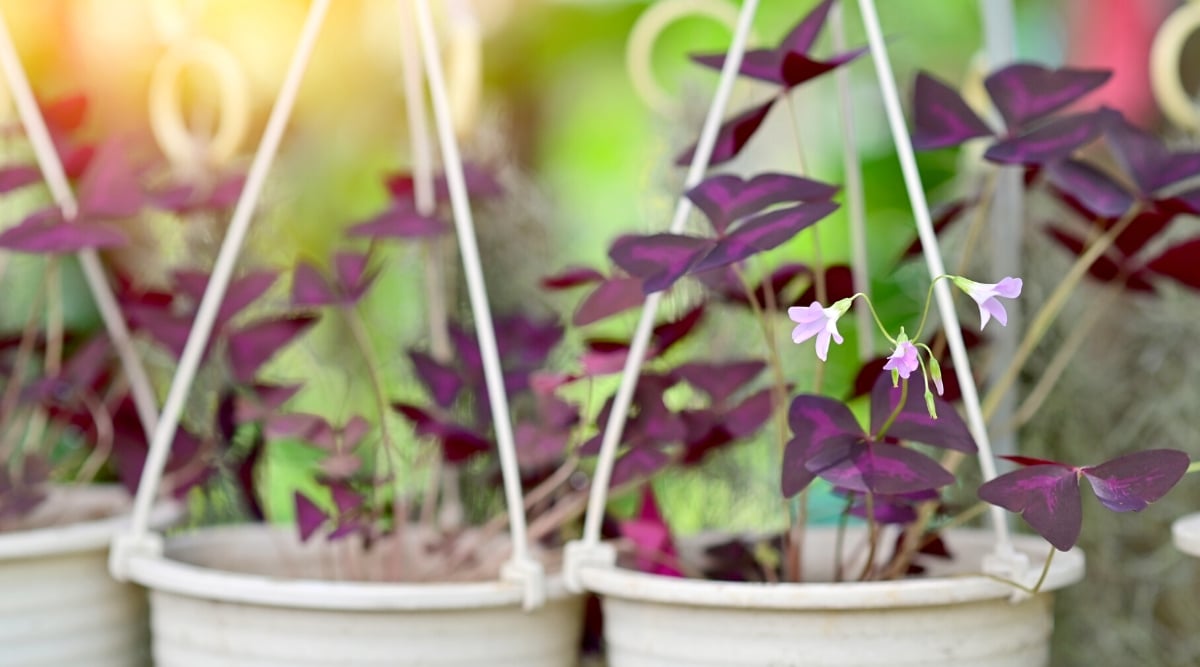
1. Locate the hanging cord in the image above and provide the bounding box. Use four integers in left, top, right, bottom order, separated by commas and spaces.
410, 0, 545, 611
0, 10, 160, 444
564, 0, 762, 593
855, 0, 1022, 577
111, 0, 332, 578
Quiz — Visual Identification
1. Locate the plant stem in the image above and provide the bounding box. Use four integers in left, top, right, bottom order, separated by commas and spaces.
0, 269, 49, 461
913, 275, 954, 342
981, 210, 1138, 422
873, 377, 909, 440
342, 305, 407, 532
834, 492, 853, 582
929, 172, 998, 361
857, 491, 879, 581
45, 257, 63, 376
76, 393, 115, 483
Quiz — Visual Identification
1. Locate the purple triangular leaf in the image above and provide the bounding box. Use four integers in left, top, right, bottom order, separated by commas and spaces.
984, 63, 1111, 129
347, 205, 448, 239
1104, 114, 1200, 193
1081, 449, 1190, 512
686, 173, 838, 234
328, 482, 363, 514
291, 262, 339, 307
985, 112, 1105, 165
1044, 225, 1155, 292
675, 99, 776, 167
392, 403, 490, 463
1146, 238, 1200, 290
1046, 159, 1134, 220
610, 448, 671, 488
294, 492, 328, 542
911, 72, 993, 150
334, 252, 376, 303
780, 0, 835, 54
692, 201, 838, 274
672, 360, 764, 404
778, 49, 865, 89
0, 164, 39, 194
409, 351, 462, 408
573, 277, 645, 326
978, 464, 1081, 551
806, 439, 954, 495
868, 373, 975, 453
782, 395, 864, 497
609, 233, 714, 294
0, 209, 127, 253
227, 316, 317, 383
542, 266, 605, 290
77, 140, 143, 220
692, 49, 789, 86
385, 162, 503, 202
724, 388, 774, 438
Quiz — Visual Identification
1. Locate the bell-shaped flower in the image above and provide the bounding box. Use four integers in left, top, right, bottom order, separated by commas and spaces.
883, 337, 919, 380
951, 276, 1022, 329
788, 297, 851, 361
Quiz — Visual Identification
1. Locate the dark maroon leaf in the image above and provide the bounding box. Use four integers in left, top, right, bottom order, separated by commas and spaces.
542, 266, 605, 290
1047, 159, 1134, 220
1045, 225, 1155, 292
985, 112, 1105, 165
347, 205, 448, 239
227, 316, 317, 383
795, 264, 858, 305
805, 438, 954, 495
610, 448, 671, 487
294, 492, 328, 541
778, 49, 866, 88
77, 140, 143, 219
672, 360, 764, 404
291, 262, 339, 307
409, 351, 462, 408
1146, 238, 1200, 290
978, 464, 1082, 551
781, 0, 836, 54
675, 99, 775, 167
173, 270, 279, 328
868, 373, 975, 453
1103, 114, 1200, 193
691, 49, 790, 87
0, 209, 127, 253
334, 252, 376, 303
385, 162, 502, 202
609, 233, 714, 294
723, 388, 774, 438
329, 482, 364, 514
0, 164, 39, 194
782, 395, 864, 497
984, 64, 1110, 129
125, 305, 192, 358
911, 72, 993, 150
691, 201, 839, 274
651, 304, 705, 355
1081, 449, 1189, 512
573, 277, 647, 326
393, 403, 490, 463
687, 173, 838, 234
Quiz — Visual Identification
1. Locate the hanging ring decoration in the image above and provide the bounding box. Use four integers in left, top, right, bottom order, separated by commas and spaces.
626, 0, 751, 119
1151, 0, 1200, 133
149, 37, 250, 172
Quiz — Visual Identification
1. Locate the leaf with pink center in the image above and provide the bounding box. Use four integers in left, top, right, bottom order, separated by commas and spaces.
983, 64, 1111, 129
868, 373, 976, 453
686, 173, 838, 234
0, 165, 39, 194
805, 438, 955, 495
977, 463, 1081, 551
674, 99, 775, 167
782, 395, 864, 497
609, 233, 714, 294
77, 139, 144, 219
985, 112, 1105, 165
1103, 113, 1200, 193
910, 72, 993, 150
672, 360, 764, 405
0, 209, 127, 253
1046, 159, 1134, 220
1081, 449, 1190, 512
573, 276, 645, 326
690, 201, 840, 274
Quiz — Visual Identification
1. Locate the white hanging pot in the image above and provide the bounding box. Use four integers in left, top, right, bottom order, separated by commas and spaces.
1172, 513, 1200, 558
0, 485, 179, 667
124, 523, 583, 666
580, 527, 1084, 667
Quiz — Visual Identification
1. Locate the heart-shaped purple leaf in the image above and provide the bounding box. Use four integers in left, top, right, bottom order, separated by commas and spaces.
1081, 449, 1189, 512
1046, 159, 1134, 220
806, 439, 954, 495
1104, 114, 1200, 193
985, 112, 1105, 165
782, 395, 864, 497
978, 463, 1081, 551
675, 99, 775, 167
911, 72, 994, 150
868, 374, 976, 453
984, 63, 1111, 129
291, 262, 339, 307
687, 173, 838, 234
609, 233, 714, 294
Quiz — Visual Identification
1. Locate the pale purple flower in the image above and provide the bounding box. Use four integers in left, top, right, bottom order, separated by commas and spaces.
788, 298, 851, 361
883, 340, 919, 379
952, 276, 1022, 329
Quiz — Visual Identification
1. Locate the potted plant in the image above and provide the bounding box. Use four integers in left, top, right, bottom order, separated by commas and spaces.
552, 1, 1195, 665
101, 2, 591, 663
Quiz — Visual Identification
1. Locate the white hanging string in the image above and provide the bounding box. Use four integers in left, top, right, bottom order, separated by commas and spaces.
410, 0, 544, 610
855, 0, 1012, 555
577, 0, 762, 551
831, 1, 873, 359
122, 0, 332, 548
0, 9, 160, 442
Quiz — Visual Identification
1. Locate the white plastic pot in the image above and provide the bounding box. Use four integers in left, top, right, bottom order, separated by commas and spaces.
580, 528, 1084, 667
1172, 512, 1200, 558
125, 523, 583, 666
0, 485, 178, 667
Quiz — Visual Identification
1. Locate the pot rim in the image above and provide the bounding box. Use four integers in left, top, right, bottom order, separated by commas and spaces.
0, 485, 180, 561
1172, 512, 1200, 558
125, 523, 573, 611
579, 529, 1084, 610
